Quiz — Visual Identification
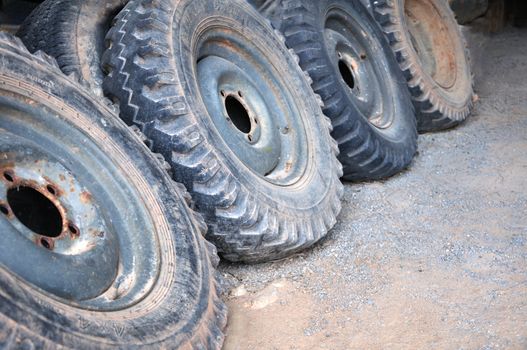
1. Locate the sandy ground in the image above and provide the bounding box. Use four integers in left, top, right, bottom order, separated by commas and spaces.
219, 27, 527, 349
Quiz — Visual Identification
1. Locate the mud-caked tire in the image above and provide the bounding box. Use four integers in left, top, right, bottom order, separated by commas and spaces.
372, 0, 475, 132
262, 0, 418, 181
0, 33, 226, 349
102, 0, 343, 263
17, 0, 127, 94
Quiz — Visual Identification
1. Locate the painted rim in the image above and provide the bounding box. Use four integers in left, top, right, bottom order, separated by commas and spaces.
196, 25, 310, 186
0, 95, 160, 311
324, 6, 395, 130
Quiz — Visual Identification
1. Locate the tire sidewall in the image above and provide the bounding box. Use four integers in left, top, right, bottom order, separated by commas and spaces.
395, 0, 473, 109
318, 0, 416, 146
0, 41, 215, 348
77, 0, 127, 87
173, 0, 337, 213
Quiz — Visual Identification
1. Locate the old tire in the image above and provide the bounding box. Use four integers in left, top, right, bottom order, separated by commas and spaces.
102, 0, 343, 263
16, 0, 127, 94
372, 0, 475, 132
0, 33, 226, 349
262, 0, 417, 181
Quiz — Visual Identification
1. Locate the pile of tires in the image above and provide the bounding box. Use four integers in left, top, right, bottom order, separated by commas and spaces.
0, 0, 474, 347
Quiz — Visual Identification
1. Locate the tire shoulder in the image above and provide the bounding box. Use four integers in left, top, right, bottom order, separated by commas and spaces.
0, 31, 226, 349
372, 0, 475, 132
272, 0, 417, 181
101, 0, 343, 263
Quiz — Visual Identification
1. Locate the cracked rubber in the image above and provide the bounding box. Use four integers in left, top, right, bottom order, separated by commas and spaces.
260, 0, 418, 181
102, 0, 343, 263
372, 0, 475, 132
0, 32, 226, 349
17, 0, 127, 95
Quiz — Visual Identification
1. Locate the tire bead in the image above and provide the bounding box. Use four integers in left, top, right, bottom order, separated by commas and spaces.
372, 0, 475, 132
262, 0, 418, 181
102, 0, 343, 263
0, 32, 226, 349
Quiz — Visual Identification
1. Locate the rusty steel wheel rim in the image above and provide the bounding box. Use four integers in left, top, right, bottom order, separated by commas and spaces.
404, 0, 458, 89
195, 24, 310, 186
0, 97, 159, 311
324, 6, 395, 130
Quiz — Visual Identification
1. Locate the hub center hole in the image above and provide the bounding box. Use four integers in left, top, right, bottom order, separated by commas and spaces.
225, 95, 252, 134
7, 186, 63, 238
338, 59, 356, 90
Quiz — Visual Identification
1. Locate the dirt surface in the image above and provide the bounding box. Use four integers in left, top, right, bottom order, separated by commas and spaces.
219, 27, 527, 349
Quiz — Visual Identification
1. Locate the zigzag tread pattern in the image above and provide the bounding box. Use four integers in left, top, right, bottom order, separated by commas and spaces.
371, 0, 475, 132
269, 0, 417, 181
101, 0, 343, 263
0, 31, 226, 349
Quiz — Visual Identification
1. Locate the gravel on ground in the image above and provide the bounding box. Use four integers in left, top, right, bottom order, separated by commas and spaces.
219, 27, 527, 350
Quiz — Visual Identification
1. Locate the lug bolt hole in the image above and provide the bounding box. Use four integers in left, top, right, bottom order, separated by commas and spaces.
3, 170, 14, 183
0, 204, 9, 216
248, 135, 253, 142
238, 91, 243, 98
40, 238, 52, 250
220, 90, 226, 97
68, 223, 79, 236
46, 185, 57, 196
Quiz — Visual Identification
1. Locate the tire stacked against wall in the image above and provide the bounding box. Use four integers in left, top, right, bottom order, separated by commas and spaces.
0, 0, 476, 347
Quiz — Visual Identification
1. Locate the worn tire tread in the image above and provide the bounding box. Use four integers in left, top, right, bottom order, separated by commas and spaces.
372, 0, 475, 132
102, 0, 343, 263
0, 31, 226, 349
264, 0, 417, 181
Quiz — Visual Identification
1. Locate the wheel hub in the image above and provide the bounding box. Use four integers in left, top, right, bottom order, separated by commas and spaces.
220, 89, 262, 144
0, 135, 118, 301
404, 0, 458, 89
196, 31, 310, 186
1, 159, 106, 255
0, 97, 160, 311
324, 9, 395, 130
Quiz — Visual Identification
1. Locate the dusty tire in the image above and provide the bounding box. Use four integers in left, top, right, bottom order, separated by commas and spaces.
0, 33, 226, 349
16, 0, 127, 94
102, 0, 343, 263
261, 0, 417, 181
372, 0, 475, 132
